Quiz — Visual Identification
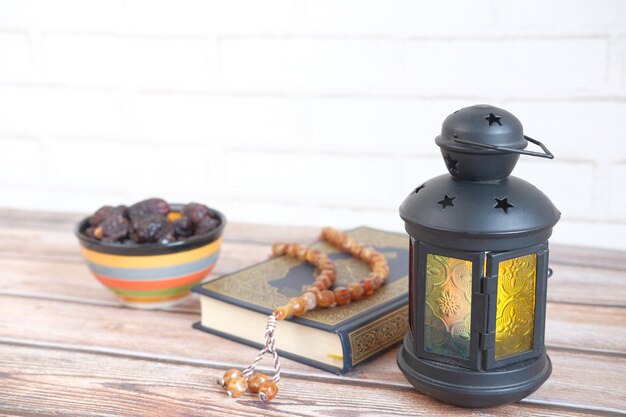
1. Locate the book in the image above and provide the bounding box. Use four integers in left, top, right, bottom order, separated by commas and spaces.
191, 227, 409, 374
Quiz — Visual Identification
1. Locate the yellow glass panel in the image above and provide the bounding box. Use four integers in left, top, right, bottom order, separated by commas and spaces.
424, 254, 472, 359
495, 253, 537, 360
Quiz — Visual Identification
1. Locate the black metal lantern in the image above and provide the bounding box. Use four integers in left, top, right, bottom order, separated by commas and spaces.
397, 104, 561, 407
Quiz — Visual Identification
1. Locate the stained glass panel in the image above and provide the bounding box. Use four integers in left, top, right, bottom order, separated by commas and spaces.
495, 253, 537, 360
424, 254, 472, 359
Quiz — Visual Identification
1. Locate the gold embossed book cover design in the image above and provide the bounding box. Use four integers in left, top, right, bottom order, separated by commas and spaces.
192, 227, 409, 373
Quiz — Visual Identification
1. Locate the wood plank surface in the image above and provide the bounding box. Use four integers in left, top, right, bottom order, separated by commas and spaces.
0, 296, 624, 413
1, 296, 624, 362
0, 208, 624, 416
0, 343, 623, 417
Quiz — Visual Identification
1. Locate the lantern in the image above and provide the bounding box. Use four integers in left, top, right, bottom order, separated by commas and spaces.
397, 105, 560, 407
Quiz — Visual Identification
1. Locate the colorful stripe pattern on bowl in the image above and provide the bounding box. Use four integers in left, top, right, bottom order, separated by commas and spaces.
80, 238, 222, 308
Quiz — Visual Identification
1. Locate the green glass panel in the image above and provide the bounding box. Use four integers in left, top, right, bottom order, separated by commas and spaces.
495, 253, 537, 360
424, 254, 472, 359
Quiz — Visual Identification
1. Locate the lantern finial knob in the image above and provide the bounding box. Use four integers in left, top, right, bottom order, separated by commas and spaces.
435, 105, 552, 181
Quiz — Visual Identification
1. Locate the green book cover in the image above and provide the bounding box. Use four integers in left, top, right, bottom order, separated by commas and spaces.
192, 227, 409, 374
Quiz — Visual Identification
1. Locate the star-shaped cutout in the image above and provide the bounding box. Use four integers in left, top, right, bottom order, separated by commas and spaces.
444, 154, 458, 171
494, 197, 514, 213
438, 195, 455, 209
414, 184, 426, 194
485, 113, 502, 126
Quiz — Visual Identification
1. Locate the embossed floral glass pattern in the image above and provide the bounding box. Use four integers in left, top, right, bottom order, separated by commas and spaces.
424, 254, 472, 359
495, 253, 537, 360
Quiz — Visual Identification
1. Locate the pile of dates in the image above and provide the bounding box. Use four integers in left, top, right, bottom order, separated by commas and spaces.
84, 198, 219, 244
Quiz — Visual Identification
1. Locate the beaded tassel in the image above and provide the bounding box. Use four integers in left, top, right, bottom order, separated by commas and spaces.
218, 314, 281, 401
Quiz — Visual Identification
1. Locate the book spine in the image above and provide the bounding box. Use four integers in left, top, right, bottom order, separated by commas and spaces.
337, 303, 410, 372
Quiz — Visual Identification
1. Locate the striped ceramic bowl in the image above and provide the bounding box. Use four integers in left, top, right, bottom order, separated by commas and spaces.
75, 205, 225, 309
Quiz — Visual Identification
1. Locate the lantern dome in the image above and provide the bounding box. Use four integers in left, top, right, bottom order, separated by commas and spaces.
400, 174, 561, 251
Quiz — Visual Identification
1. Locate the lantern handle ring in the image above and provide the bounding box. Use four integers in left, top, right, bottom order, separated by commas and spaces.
453, 135, 554, 159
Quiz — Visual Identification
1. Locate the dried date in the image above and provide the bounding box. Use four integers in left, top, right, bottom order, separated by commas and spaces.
173, 216, 194, 238
183, 202, 211, 225
89, 205, 128, 226
195, 216, 219, 235
85, 198, 219, 245
131, 214, 168, 244
128, 198, 170, 220
100, 212, 129, 243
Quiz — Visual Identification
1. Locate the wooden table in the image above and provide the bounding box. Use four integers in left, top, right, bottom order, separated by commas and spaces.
0, 209, 624, 416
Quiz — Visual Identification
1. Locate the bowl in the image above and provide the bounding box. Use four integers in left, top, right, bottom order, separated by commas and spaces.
75, 204, 226, 309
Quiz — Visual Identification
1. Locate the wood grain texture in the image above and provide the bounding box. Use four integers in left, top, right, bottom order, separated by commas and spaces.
1, 295, 624, 361
0, 343, 622, 417
0, 296, 624, 413
0, 208, 625, 416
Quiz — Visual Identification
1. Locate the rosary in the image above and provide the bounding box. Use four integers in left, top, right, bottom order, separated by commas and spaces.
217, 227, 390, 401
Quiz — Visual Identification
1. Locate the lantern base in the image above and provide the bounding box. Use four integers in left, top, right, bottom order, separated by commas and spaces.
397, 334, 552, 408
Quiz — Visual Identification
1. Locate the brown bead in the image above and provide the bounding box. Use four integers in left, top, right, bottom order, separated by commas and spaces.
317, 254, 330, 265
316, 275, 332, 290
227, 377, 248, 398
288, 297, 307, 315
271, 243, 287, 257
317, 290, 335, 307
286, 243, 299, 257
368, 272, 384, 289
273, 304, 294, 320
258, 381, 279, 401
303, 292, 317, 310
348, 282, 365, 301
247, 372, 270, 393
360, 247, 374, 261
314, 281, 326, 291
306, 286, 320, 297
221, 368, 243, 387
374, 265, 389, 279
319, 264, 332, 274
320, 270, 335, 283
316, 273, 335, 288
362, 278, 375, 296
296, 246, 308, 261
351, 243, 364, 257
334, 287, 351, 305
305, 249, 320, 263
370, 253, 384, 263
320, 227, 332, 239
322, 266, 336, 278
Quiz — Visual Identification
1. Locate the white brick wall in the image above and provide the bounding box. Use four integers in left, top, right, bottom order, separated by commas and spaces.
0, 0, 625, 250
